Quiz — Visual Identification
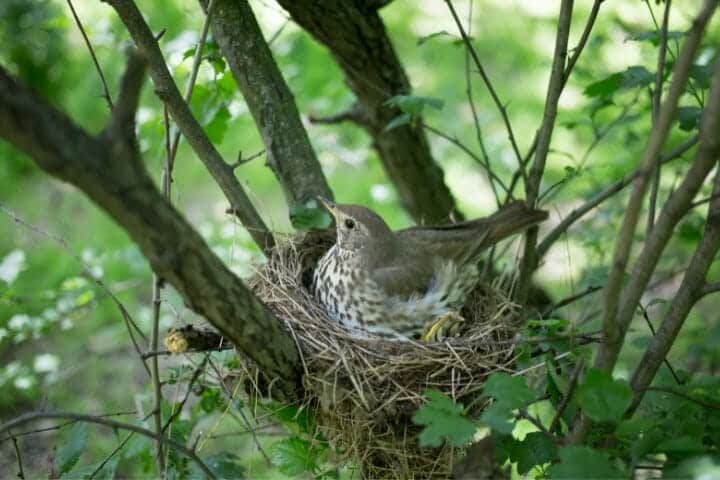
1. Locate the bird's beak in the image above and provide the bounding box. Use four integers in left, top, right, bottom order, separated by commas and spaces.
316, 196, 338, 218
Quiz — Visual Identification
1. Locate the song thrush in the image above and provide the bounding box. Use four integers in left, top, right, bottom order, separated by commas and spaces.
312, 199, 548, 340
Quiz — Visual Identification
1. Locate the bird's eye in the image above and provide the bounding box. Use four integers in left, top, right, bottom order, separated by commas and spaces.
344, 219, 355, 230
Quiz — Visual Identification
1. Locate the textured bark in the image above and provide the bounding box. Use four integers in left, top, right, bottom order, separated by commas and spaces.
0, 66, 301, 398
203, 0, 333, 206
277, 0, 459, 224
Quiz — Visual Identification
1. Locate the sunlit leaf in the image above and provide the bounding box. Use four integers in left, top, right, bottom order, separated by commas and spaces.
56, 422, 88, 476
547, 446, 624, 478
512, 432, 557, 475
576, 369, 632, 423
412, 390, 477, 447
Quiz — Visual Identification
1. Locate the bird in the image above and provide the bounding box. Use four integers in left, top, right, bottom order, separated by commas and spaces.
311, 199, 548, 340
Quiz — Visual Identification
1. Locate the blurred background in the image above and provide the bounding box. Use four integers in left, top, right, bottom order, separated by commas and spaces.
1, 0, 718, 477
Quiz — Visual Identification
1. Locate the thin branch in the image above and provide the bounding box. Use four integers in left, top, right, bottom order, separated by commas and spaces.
230, 149, 265, 170
639, 304, 682, 385
700, 281, 720, 298
10, 433, 25, 480
543, 285, 603, 317
644, 386, 720, 411
537, 134, 699, 257
595, 0, 717, 373
444, 0, 524, 168
66, 0, 113, 110
516, 410, 552, 437
422, 123, 510, 196
87, 431, 134, 480
308, 106, 364, 125
106, 0, 275, 253
464, 0, 501, 208
516, 0, 574, 303
0, 411, 136, 444
109, 48, 147, 138
562, 0, 603, 86
549, 358, 584, 433
647, 0, 673, 237
207, 358, 272, 466
0, 412, 217, 479
0, 204, 151, 377
166, 0, 217, 173
627, 165, 720, 415
161, 355, 209, 434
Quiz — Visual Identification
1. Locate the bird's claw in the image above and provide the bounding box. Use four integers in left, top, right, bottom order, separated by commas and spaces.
422, 311, 466, 342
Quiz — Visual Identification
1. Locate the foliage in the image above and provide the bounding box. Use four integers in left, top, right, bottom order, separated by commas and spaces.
1, 0, 720, 478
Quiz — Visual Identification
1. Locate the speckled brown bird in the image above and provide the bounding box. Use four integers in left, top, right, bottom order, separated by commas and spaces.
312, 199, 547, 340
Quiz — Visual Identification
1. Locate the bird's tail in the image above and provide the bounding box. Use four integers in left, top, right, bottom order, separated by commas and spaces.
479, 201, 548, 247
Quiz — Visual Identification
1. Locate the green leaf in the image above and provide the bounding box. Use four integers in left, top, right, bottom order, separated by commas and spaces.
481, 373, 535, 410
676, 106, 702, 132
626, 30, 684, 46
583, 72, 622, 98
690, 63, 714, 89
417, 30, 451, 46
512, 432, 557, 475
199, 387, 224, 413
270, 437, 319, 477
583, 66, 654, 98
384, 113, 412, 132
56, 423, 88, 476
204, 451, 246, 479
384, 95, 444, 116
412, 390, 477, 447
547, 446, 623, 479
479, 402, 515, 434
289, 200, 333, 231
576, 369, 632, 423
205, 105, 231, 144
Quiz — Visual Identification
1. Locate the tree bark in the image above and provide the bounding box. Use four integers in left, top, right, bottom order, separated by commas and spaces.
0, 65, 301, 398
277, 0, 459, 224
203, 0, 333, 207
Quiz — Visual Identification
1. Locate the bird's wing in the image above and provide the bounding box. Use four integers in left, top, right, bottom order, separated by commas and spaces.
369, 255, 437, 298
396, 201, 548, 260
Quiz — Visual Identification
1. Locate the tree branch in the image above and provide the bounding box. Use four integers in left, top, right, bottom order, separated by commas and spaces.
0, 411, 217, 479
598, 46, 720, 373
202, 0, 333, 207
593, 0, 716, 374
536, 134, 699, 257
277, 0, 459, 223
0, 65, 301, 398
66, 0, 114, 110
627, 166, 720, 414
516, 0, 574, 302
444, 0, 524, 168
105, 0, 275, 253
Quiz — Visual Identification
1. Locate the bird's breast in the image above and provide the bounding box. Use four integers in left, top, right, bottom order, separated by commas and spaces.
313, 246, 386, 329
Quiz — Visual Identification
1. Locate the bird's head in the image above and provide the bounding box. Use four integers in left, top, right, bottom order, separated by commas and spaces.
317, 197, 396, 252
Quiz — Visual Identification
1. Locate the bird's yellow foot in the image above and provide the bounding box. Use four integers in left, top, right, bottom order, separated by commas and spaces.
422, 311, 466, 342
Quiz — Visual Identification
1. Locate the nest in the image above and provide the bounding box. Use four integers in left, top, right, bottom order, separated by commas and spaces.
247, 234, 522, 478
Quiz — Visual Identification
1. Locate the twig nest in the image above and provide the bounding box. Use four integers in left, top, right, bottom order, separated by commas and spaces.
248, 235, 521, 478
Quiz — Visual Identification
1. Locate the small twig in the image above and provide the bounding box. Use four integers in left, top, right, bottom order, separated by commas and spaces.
66, 0, 113, 110
549, 358, 584, 433
231, 149, 266, 170
422, 123, 510, 195
10, 433, 25, 480
516, 410, 551, 437
700, 281, 720, 297
690, 192, 720, 209
642, 303, 683, 385
0, 204, 150, 377
537, 135, 699, 258
87, 431, 134, 479
645, 386, 720, 411
308, 106, 363, 126
544, 285, 603, 317
647, 0, 672, 237
463, 0, 501, 208
161, 355, 209, 434
0, 412, 217, 479
167, 0, 217, 170
444, 0, 524, 168
207, 358, 271, 466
